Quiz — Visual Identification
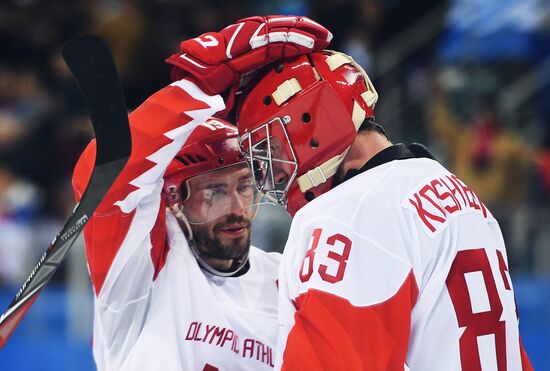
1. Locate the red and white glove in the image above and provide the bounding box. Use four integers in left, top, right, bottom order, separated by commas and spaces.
166, 15, 332, 96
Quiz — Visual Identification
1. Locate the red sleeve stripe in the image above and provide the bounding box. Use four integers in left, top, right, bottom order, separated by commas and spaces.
282, 270, 418, 370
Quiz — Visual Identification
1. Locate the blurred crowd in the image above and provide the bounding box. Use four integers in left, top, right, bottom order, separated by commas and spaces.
1, 0, 549, 289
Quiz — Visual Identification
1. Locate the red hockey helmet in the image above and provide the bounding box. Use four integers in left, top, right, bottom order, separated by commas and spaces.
163, 118, 247, 211
237, 50, 378, 215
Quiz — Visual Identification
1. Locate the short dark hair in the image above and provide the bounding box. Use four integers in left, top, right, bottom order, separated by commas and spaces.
358, 117, 388, 139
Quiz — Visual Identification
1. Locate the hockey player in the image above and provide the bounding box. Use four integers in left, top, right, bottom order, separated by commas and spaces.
71, 16, 332, 371
237, 51, 533, 370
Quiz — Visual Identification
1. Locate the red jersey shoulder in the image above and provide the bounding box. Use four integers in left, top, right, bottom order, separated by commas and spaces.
72, 140, 96, 202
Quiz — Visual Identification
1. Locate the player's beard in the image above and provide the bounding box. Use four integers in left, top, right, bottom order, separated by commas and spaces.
191, 214, 251, 260
333, 165, 346, 187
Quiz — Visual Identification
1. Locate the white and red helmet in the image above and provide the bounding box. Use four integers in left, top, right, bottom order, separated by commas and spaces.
237, 50, 378, 215
163, 118, 245, 208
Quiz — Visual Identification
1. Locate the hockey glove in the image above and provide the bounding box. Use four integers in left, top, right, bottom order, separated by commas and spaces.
166, 15, 332, 97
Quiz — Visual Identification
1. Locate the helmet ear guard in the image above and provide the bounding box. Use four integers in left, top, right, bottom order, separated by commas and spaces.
164, 179, 190, 206
237, 50, 378, 215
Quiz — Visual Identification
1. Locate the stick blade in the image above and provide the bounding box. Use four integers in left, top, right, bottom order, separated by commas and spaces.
61, 34, 131, 165
62, 34, 132, 213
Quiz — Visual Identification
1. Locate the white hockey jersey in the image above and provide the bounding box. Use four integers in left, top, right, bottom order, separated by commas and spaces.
276, 144, 532, 370
72, 79, 280, 371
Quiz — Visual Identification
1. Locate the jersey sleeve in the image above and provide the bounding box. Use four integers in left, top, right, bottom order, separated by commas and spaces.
72, 79, 224, 367
278, 216, 418, 370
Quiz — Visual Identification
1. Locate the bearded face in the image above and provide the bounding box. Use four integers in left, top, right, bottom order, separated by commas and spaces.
181, 163, 259, 263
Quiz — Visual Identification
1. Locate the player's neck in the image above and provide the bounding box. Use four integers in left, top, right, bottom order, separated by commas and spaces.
340, 131, 392, 175
201, 255, 235, 271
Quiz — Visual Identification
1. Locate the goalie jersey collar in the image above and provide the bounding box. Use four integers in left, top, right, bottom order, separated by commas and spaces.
339, 143, 436, 184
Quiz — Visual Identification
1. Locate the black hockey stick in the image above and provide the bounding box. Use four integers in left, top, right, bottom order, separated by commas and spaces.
0, 34, 131, 348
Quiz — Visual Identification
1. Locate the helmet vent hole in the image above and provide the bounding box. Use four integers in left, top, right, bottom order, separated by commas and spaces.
309, 138, 319, 148
185, 154, 206, 164
175, 156, 189, 166
275, 64, 284, 73
263, 96, 272, 105
302, 113, 311, 123
305, 191, 315, 201
185, 154, 197, 163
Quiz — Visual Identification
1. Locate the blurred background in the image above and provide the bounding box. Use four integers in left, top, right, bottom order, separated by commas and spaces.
0, 0, 549, 369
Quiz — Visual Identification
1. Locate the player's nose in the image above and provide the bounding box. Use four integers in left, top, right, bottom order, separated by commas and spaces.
273, 164, 290, 188
228, 191, 247, 215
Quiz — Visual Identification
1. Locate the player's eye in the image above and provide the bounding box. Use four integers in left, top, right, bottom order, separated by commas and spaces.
237, 182, 254, 196
203, 188, 227, 203
253, 140, 268, 153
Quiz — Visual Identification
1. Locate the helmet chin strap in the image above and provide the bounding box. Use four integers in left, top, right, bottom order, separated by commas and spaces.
189, 244, 250, 278
170, 204, 194, 240
169, 204, 250, 277
297, 148, 350, 192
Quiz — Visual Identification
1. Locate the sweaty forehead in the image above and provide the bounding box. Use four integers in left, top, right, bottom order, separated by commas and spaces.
189, 163, 251, 187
